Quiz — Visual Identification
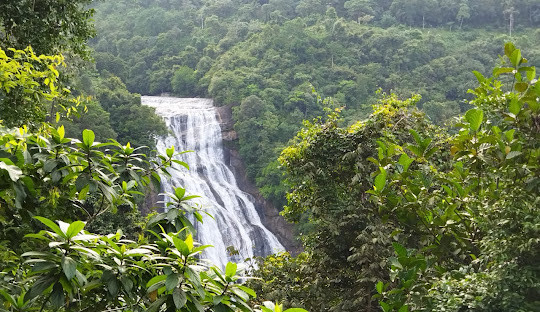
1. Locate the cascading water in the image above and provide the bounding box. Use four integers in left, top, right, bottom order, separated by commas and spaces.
142, 96, 284, 268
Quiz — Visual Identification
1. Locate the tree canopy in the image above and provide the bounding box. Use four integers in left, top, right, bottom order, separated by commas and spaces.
248, 42, 539, 312
0, 0, 95, 57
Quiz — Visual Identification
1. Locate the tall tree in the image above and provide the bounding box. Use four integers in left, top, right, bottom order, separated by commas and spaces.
456, 0, 471, 28
0, 0, 95, 57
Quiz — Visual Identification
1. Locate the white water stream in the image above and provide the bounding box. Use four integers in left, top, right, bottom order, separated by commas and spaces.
142, 96, 284, 268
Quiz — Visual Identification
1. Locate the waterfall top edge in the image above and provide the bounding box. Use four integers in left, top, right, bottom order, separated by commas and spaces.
141, 96, 215, 116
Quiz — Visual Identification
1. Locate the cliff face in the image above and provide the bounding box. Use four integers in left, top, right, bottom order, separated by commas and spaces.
215, 104, 300, 254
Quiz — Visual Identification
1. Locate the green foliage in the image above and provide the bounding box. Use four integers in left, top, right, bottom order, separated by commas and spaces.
0, 214, 260, 311
93, 74, 168, 149
60, 100, 118, 143
171, 66, 197, 97
0, 47, 85, 128
252, 44, 538, 312
250, 94, 440, 311
0, 118, 296, 312
0, 46, 303, 312
369, 43, 539, 311
247, 252, 314, 309
90, 0, 540, 208
0, 123, 175, 248
0, 0, 95, 57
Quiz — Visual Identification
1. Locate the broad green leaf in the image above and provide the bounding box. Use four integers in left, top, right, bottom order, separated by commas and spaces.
505, 129, 516, 142
225, 262, 237, 277
194, 211, 204, 223
232, 287, 249, 301
526, 66, 536, 81
398, 305, 409, 312
472, 70, 485, 83
406, 144, 422, 158
213, 295, 224, 306
31, 261, 57, 272
124, 248, 152, 256
25, 276, 55, 302
50, 283, 64, 308
392, 242, 407, 258
0, 289, 16, 306
165, 273, 179, 291
166, 146, 175, 158
237, 285, 256, 298
0, 161, 23, 181
465, 109, 483, 132
380, 301, 391, 312
409, 129, 422, 146
174, 187, 186, 200
172, 159, 189, 169
374, 167, 387, 192
121, 276, 134, 293
21, 251, 51, 258
66, 221, 85, 238
185, 234, 194, 251
146, 275, 167, 289
510, 49, 522, 67
514, 82, 528, 92
182, 195, 201, 201
57, 125, 65, 139
504, 42, 516, 58
34, 217, 65, 238
108, 278, 119, 296
376, 281, 384, 294
61, 256, 77, 280
493, 67, 515, 77
398, 154, 414, 172
173, 236, 190, 256
82, 129, 95, 148
508, 98, 522, 115
172, 288, 187, 309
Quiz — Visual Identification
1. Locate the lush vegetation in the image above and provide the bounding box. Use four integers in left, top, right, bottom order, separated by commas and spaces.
90, 0, 540, 207
0, 4, 304, 312
248, 43, 539, 311
2, 1, 539, 311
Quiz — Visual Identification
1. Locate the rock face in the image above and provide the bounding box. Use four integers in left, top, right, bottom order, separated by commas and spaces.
215, 104, 300, 254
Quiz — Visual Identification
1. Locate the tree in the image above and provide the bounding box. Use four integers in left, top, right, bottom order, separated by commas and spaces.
456, 0, 471, 28
372, 43, 539, 311
254, 94, 440, 312
0, 0, 95, 57
0, 47, 85, 128
503, 1, 519, 36
344, 0, 375, 23
252, 43, 539, 312
61, 100, 118, 142
94, 74, 168, 149
171, 66, 197, 96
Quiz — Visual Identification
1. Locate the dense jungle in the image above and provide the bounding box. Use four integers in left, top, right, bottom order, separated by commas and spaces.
0, 0, 538, 311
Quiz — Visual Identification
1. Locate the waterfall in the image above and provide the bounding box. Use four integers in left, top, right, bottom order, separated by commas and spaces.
142, 96, 284, 268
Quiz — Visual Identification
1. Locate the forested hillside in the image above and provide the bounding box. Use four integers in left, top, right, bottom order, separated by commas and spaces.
90, 0, 540, 206
1, 1, 539, 311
